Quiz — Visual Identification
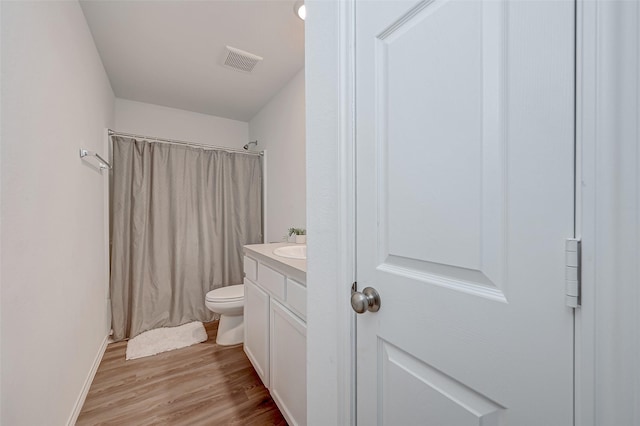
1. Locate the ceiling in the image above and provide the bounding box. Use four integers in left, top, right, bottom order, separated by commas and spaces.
80, 1, 305, 122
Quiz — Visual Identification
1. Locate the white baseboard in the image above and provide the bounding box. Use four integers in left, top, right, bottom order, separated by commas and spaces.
66, 334, 109, 425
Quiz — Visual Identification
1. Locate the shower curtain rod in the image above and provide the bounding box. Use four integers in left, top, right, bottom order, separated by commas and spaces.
107, 129, 263, 156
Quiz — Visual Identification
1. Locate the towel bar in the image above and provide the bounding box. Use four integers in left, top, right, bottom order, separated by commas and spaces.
79, 149, 111, 170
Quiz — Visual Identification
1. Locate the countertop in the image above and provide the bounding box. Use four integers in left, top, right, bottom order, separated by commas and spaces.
243, 242, 306, 283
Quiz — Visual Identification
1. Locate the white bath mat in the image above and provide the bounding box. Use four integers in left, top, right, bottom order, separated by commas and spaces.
126, 321, 208, 360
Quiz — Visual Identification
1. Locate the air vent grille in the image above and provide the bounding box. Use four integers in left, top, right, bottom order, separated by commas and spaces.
223, 46, 263, 73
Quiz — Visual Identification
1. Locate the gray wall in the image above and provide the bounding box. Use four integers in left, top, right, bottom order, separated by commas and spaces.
115, 98, 249, 148
1, 2, 115, 424
249, 69, 306, 242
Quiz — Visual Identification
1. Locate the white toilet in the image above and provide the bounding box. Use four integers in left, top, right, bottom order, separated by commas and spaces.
205, 284, 245, 346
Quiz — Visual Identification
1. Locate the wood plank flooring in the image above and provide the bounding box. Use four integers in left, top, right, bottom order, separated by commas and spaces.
76, 321, 286, 425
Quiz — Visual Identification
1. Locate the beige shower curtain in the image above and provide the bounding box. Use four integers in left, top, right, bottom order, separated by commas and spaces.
110, 136, 262, 341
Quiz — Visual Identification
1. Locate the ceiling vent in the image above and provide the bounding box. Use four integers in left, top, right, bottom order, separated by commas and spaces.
222, 46, 263, 73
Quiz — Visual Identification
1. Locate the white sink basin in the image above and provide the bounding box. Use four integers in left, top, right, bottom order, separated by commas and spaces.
273, 245, 307, 260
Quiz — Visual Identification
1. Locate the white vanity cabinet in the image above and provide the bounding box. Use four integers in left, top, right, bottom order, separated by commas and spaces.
243, 244, 307, 426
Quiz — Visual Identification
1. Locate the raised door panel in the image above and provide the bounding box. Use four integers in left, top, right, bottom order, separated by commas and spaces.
243, 278, 269, 387
379, 340, 502, 425
270, 299, 307, 426
377, 0, 507, 299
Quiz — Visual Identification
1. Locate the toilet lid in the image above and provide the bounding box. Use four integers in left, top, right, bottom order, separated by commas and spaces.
206, 284, 244, 302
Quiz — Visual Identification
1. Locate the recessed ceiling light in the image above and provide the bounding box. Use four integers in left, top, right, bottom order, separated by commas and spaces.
294, 1, 305, 21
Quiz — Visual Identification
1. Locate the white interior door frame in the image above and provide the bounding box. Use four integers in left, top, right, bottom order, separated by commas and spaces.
575, 0, 640, 425
305, 0, 356, 424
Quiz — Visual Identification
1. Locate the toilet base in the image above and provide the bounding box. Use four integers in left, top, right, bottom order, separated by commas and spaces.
216, 314, 244, 346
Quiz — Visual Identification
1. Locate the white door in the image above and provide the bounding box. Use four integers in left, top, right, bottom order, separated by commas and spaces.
355, 0, 575, 424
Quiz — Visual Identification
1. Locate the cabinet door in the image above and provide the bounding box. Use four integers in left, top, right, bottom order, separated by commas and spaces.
270, 299, 307, 426
244, 278, 269, 387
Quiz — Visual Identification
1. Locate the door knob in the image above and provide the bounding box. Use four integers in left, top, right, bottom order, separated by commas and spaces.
351, 287, 381, 314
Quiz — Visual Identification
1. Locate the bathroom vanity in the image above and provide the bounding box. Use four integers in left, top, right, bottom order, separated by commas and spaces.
243, 243, 306, 426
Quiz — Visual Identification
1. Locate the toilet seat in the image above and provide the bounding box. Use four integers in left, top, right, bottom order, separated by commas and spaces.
206, 284, 244, 303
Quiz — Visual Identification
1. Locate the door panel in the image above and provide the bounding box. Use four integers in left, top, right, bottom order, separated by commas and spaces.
380, 0, 507, 298
380, 341, 503, 425
356, 0, 575, 424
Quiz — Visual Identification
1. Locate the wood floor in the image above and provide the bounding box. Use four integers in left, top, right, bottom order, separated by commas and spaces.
76, 321, 286, 426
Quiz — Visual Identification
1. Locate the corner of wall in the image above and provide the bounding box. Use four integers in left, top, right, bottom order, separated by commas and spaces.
248, 67, 306, 243
66, 335, 109, 426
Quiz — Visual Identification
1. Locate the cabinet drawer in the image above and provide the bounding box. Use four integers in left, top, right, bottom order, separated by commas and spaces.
257, 263, 285, 300
286, 278, 306, 320
244, 256, 257, 281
